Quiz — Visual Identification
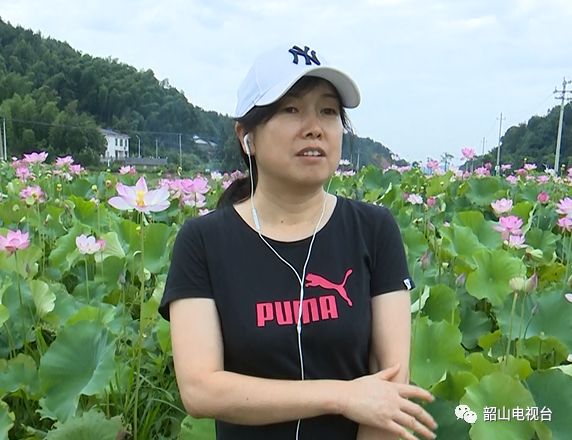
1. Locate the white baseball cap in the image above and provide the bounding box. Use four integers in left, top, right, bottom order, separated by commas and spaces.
234, 44, 361, 118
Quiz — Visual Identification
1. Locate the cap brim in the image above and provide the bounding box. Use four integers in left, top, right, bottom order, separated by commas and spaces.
256, 66, 361, 111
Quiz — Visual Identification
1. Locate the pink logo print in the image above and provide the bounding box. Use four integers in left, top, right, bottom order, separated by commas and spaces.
305, 269, 353, 307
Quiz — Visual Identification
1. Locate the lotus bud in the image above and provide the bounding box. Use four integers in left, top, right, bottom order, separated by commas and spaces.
525, 248, 544, 261
105, 179, 112, 188
56, 183, 62, 192
12, 204, 19, 212
420, 250, 431, 270
91, 184, 98, 192
509, 277, 526, 292
525, 273, 538, 293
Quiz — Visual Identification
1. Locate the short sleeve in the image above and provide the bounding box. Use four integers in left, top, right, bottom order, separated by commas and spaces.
158, 219, 214, 321
370, 207, 415, 296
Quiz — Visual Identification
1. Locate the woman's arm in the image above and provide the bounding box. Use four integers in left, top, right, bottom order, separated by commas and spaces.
170, 296, 436, 438
357, 290, 435, 440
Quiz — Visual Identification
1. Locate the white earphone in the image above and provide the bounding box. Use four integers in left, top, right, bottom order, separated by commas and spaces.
243, 129, 331, 440
243, 133, 251, 156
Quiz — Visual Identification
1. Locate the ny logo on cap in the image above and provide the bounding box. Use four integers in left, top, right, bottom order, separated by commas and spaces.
288, 45, 321, 66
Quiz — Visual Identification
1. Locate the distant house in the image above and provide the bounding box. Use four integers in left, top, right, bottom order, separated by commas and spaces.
192, 135, 217, 149
99, 128, 130, 159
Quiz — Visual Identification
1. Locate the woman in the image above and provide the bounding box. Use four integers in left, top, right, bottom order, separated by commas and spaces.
159, 44, 437, 440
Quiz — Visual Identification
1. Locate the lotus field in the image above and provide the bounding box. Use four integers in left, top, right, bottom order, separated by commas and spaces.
1, 151, 572, 440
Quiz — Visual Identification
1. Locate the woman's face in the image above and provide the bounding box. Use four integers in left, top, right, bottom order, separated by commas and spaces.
250, 80, 344, 191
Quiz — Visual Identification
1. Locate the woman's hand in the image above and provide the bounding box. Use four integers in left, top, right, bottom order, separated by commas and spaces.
343, 364, 437, 440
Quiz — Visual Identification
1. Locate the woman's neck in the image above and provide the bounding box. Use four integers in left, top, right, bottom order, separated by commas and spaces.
250, 185, 330, 228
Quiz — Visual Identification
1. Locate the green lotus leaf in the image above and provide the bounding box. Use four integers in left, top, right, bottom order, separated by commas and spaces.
29, 279, 55, 318
155, 319, 172, 354
512, 201, 535, 231
440, 223, 484, 268
93, 256, 125, 290
465, 176, 505, 207
94, 232, 125, 263
518, 336, 569, 370
0, 305, 7, 327
426, 173, 452, 197
496, 288, 572, 352
461, 372, 545, 440
143, 222, 174, 274
460, 309, 492, 350
178, 415, 215, 440
402, 226, 429, 262
42, 204, 67, 239
361, 165, 385, 192
432, 370, 479, 401
454, 210, 503, 250
538, 262, 566, 284
0, 353, 39, 397
423, 284, 459, 325
466, 249, 525, 307
411, 316, 468, 389
423, 398, 471, 440
525, 228, 558, 266
0, 400, 15, 440
67, 178, 93, 199
467, 353, 498, 379
116, 219, 140, 257
45, 409, 123, 440
39, 321, 116, 422
0, 244, 42, 278
0, 279, 36, 357
478, 329, 502, 350
48, 223, 87, 273
526, 369, 572, 440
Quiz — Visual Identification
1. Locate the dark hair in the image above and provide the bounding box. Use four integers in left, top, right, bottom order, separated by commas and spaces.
217, 76, 353, 208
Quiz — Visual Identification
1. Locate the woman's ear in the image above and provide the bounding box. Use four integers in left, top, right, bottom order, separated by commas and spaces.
235, 122, 253, 156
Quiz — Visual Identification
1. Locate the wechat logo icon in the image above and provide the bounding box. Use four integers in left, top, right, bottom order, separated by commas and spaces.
455, 404, 478, 424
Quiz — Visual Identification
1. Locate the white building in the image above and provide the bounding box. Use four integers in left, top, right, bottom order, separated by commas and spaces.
99, 128, 130, 159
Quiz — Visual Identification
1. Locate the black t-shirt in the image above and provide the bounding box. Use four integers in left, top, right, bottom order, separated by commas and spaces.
159, 196, 414, 440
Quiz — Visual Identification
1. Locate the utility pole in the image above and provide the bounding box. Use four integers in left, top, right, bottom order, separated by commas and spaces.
1, 117, 6, 161
135, 134, 141, 158
482, 137, 486, 156
178, 133, 182, 169
155, 138, 158, 158
554, 77, 572, 173
495, 113, 505, 175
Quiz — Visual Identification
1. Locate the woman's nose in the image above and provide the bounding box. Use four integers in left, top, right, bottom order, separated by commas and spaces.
302, 111, 323, 138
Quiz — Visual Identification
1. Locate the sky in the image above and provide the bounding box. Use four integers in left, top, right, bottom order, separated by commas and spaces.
1, 0, 572, 165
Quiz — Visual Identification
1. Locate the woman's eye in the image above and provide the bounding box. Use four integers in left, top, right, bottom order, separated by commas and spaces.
323, 107, 339, 116
283, 106, 298, 113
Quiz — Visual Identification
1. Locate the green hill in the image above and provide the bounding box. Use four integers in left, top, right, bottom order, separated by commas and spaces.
0, 18, 394, 170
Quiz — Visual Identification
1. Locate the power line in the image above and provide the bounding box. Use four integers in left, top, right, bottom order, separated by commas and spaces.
554, 77, 572, 173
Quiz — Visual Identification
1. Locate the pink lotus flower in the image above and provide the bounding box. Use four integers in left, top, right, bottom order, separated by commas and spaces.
0, 230, 30, 255
75, 234, 106, 255
501, 164, 512, 171
507, 234, 526, 249
69, 164, 83, 175
491, 198, 513, 216
16, 166, 33, 181
20, 185, 45, 205
426, 159, 440, 170
556, 197, 572, 218
108, 176, 170, 213
55, 156, 74, 167
537, 192, 550, 204
406, 194, 423, 205
506, 175, 518, 185
461, 147, 476, 160
536, 175, 550, 184
494, 215, 523, 240
474, 167, 490, 177
22, 151, 48, 164
557, 217, 572, 232
199, 208, 211, 216
119, 165, 137, 175
426, 196, 437, 207
524, 163, 537, 171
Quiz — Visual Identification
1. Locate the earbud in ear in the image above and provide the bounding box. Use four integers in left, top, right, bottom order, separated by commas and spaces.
243, 134, 251, 155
